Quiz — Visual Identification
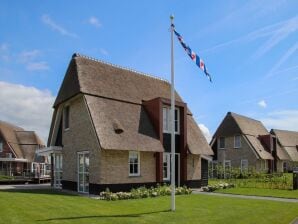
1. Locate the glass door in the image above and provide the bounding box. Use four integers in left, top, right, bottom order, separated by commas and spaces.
78, 152, 89, 193
53, 153, 62, 189
163, 153, 180, 186
163, 153, 170, 181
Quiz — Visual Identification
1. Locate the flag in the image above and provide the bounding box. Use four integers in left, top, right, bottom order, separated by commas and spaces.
172, 24, 212, 82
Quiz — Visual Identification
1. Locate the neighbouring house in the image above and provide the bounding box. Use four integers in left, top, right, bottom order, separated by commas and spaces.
271, 129, 298, 172
210, 112, 290, 175
0, 120, 48, 178
40, 53, 213, 194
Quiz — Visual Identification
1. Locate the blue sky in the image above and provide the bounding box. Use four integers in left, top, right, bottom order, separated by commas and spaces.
0, 0, 297, 142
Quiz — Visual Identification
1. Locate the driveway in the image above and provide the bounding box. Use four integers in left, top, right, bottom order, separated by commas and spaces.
0, 183, 51, 190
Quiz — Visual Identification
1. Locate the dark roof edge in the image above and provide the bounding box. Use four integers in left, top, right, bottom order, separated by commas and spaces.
72, 53, 170, 84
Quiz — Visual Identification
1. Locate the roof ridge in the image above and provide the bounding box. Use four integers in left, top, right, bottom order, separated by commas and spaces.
0, 120, 24, 130
73, 53, 170, 84
228, 111, 263, 123
15, 130, 35, 133
272, 129, 298, 133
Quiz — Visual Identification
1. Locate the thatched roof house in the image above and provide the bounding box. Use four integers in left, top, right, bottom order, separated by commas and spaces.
46, 53, 213, 193
0, 120, 45, 176
271, 129, 298, 170
210, 112, 291, 173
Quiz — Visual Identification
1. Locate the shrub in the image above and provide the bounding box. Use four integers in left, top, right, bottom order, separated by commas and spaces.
202, 182, 235, 192
99, 184, 192, 201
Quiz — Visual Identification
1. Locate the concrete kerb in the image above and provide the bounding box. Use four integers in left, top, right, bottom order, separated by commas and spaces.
192, 189, 298, 203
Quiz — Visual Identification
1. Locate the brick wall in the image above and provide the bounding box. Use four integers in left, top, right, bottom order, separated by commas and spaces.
100, 150, 156, 184
61, 96, 101, 183
217, 135, 259, 169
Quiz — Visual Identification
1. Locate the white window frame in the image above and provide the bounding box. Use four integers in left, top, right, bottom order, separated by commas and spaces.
77, 151, 89, 193
163, 153, 170, 181
128, 151, 140, 177
53, 153, 63, 189
234, 135, 241, 148
63, 105, 70, 131
218, 137, 225, 149
163, 106, 180, 134
241, 159, 248, 172
0, 140, 3, 152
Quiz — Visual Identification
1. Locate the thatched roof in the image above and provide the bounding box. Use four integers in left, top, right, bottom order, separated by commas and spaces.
0, 120, 45, 162
52, 53, 212, 155
187, 116, 213, 155
272, 129, 298, 162
54, 54, 184, 107
213, 112, 273, 160
276, 143, 291, 161
85, 95, 164, 152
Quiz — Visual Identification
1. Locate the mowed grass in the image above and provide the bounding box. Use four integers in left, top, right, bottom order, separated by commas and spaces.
215, 187, 298, 199
0, 189, 297, 224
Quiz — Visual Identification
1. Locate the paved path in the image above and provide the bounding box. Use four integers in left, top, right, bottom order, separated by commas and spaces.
192, 190, 298, 203
0, 183, 51, 190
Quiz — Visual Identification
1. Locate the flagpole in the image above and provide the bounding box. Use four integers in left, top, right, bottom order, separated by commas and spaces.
170, 14, 176, 212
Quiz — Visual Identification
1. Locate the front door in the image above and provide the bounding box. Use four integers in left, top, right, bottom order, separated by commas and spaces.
78, 152, 89, 193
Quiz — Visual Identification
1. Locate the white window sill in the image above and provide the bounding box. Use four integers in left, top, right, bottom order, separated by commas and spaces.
128, 174, 141, 177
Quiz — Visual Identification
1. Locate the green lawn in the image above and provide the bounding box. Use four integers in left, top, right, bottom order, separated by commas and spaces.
215, 187, 298, 199
0, 175, 14, 180
0, 189, 297, 224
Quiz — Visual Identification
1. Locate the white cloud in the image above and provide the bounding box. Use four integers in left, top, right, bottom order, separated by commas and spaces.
100, 48, 108, 56
0, 43, 9, 51
260, 110, 298, 131
0, 81, 55, 143
201, 15, 298, 55
258, 100, 267, 108
88, 16, 101, 28
266, 42, 298, 78
42, 14, 78, 38
199, 123, 212, 143
0, 43, 10, 62
17, 50, 49, 71
254, 16, 298, 58
26, 61, 49, 71
18, 50, 41, 63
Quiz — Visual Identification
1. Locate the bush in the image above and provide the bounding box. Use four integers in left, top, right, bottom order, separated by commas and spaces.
99, 184, 192, 201
202, 182, 235, 192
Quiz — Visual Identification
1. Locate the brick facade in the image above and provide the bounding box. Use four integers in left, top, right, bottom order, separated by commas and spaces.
216, 135, 260, 170
61, 96, 101, 184
60, 95, 203, 189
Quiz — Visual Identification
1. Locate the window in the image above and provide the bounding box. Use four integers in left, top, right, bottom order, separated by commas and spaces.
63, 105, 70, 130
163, 107, 180, 134
218, 137, 225, 149
234, 135, 241, 148
129, 151, 140, 176
0, 140, 3, 152
241, 159, 248, 173
163, 153, 170, 181
6, 153, 12, 158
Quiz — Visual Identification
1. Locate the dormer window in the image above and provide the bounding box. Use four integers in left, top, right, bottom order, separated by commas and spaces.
0, 140, 3, 152
63, 105, 70, 130
163, 107, 180, 134
234, 135, 241, 148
